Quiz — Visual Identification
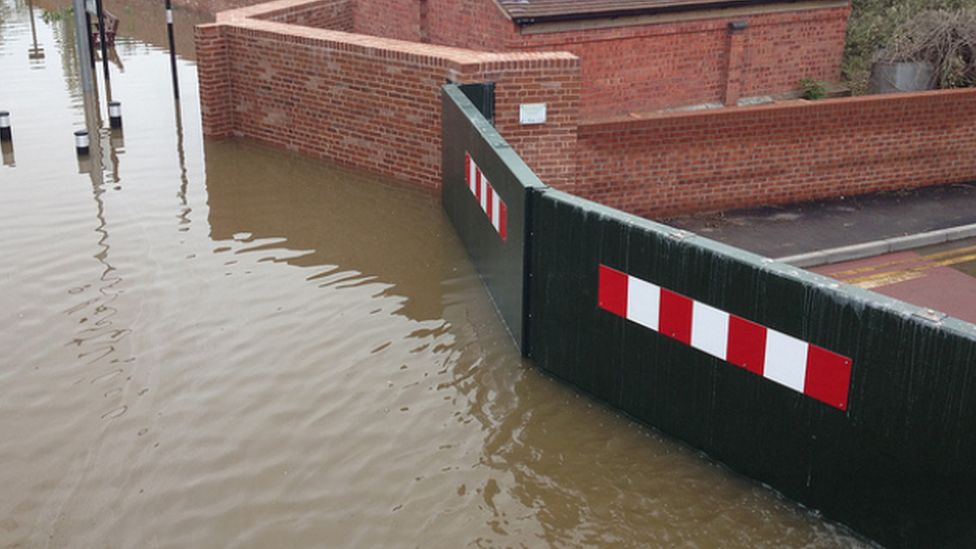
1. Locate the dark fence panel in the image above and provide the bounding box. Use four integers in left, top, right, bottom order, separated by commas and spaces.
441, 85, 544, 352
527, 189, 976, 549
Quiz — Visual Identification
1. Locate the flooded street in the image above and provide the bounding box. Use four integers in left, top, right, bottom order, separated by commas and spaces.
0, 1, 871, 546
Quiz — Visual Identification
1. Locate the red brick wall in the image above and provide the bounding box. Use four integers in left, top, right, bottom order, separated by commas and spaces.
489, 63, 582, 191
576, 90, 976, 218
252, 0, 354, 30
201, 0, 848, 119
357, 0, 850, 120
343, 0, 515, 47
196, 23, 233, 136
425, 0, 514, 50
351, 0, 421, 41
514, 5, 851, 120
197, 1, 580, 189
737, 8, 850, 97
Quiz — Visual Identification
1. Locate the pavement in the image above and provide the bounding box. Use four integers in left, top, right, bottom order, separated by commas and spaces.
665, 182, 976, 324
666, 182, 976, 259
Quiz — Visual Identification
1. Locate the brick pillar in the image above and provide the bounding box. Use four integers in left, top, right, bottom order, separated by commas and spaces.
195, 23, 234, 137
723, 21, 748, 107
479, 56, 582, 191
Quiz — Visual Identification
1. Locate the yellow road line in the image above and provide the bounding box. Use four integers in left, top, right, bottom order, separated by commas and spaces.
853, 271, 925, 289
828, 243, 976, 278
839, 252, 976, 288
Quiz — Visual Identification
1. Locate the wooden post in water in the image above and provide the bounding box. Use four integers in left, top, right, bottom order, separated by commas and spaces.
165, 0, 179, 99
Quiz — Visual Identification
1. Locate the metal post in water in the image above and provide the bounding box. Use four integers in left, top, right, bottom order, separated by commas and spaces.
75, 130, 91, 156
108, 101, 122, 129
0, 111, 11, 142
165, 0, 180, 99
95, 0, 110, 82
79, 76, 106, 180
72, 0, 95, 92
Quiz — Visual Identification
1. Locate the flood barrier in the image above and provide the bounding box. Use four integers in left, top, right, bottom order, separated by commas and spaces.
442, 83, 976, 548
441, 85, 542, 350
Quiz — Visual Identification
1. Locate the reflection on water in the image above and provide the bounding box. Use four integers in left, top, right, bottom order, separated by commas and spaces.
0, 0, 873, 547
34, 0, 212, 59
204, 140, 459, 321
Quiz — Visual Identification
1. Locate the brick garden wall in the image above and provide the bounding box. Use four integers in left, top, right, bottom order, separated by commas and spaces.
576, 89, 976, 217
196, 0, 580, 189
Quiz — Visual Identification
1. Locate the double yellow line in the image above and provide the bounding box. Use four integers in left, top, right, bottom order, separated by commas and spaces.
828, 243, 976, 289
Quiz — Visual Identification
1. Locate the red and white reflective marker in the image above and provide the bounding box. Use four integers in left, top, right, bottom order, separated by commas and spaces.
598, 264, 853, 411
464, 152, 507, 241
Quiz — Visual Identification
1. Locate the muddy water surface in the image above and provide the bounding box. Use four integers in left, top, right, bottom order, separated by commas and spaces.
0, 2, 872, 547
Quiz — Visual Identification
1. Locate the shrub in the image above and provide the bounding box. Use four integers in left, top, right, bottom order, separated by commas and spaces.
799, 78, 828, 99
843, 0, 976, 93
880, 9, 976, 88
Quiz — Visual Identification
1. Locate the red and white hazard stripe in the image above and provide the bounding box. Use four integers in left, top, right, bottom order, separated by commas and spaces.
598, 265, 853, 411
464, 152, 507, 241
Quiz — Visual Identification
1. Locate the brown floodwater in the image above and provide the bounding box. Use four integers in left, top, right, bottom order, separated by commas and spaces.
0, 1, 874, 547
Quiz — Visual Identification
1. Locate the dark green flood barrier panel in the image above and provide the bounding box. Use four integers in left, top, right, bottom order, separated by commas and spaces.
527, 190, 976, 548
441, 83, 976, 548
441, 85, 543, 351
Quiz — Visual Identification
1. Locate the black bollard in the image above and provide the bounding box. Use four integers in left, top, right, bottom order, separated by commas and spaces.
0, 111, 10, 141
75, 129, 90, 156
108, 101, 122, 129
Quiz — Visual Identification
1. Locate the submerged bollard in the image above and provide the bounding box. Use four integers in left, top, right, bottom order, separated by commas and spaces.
1, 140, 14, 167
74, 129, 90, 156
108, 101, 122, 129
0, 111, 11, 142
110, 129, 125, 151
76, 154, 92, 174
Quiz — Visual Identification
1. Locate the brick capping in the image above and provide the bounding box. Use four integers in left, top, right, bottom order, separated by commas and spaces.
580, 87, 976, 129
233, 19, 578, 70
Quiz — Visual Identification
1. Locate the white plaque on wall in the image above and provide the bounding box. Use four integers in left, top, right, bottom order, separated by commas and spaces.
519, 103, 547, 125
